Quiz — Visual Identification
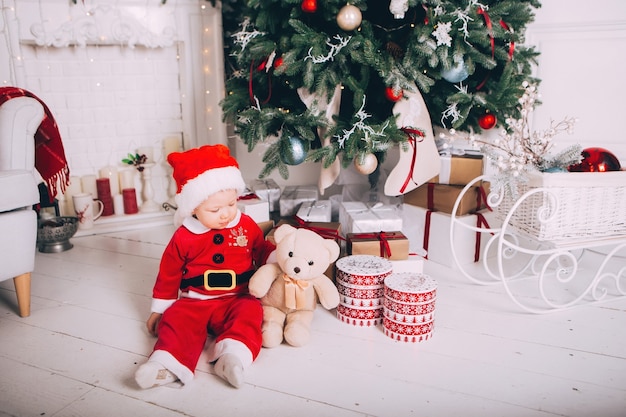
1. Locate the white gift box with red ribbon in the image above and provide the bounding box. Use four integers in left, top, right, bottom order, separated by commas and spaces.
401, 204, 499, 268
237, 193, 270, 223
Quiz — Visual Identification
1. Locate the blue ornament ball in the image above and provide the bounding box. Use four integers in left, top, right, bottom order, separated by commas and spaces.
441, 59, 469, 83
280, 136, 309, 165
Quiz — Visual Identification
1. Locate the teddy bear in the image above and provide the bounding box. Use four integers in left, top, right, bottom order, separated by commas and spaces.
248, 224, 340, 348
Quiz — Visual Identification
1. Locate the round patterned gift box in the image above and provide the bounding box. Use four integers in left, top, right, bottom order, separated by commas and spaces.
383, 272, 437, 304
335, 255, 393, 287
383, 297, 436, 316
337, 303, 383, 327
382, 272, 437, 342
341, 294, 383, 308
336, 280, 385, 300
383, 316, 434, 343
383, 308, 434, 324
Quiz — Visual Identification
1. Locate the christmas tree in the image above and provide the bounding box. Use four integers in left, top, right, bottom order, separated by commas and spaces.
220, 0, 541, 192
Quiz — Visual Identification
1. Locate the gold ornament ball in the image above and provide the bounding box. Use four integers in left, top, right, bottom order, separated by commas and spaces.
354, 153, 378, 175
337, 4, 362, 31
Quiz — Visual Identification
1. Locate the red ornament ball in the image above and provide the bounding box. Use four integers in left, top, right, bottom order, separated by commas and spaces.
301, 0, 317, 13
385, 86, 403, 102
568, 147, 622, 172
478, 112, 497, 130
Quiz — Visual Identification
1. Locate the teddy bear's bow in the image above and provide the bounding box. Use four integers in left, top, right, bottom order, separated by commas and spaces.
282, 274, 310, 309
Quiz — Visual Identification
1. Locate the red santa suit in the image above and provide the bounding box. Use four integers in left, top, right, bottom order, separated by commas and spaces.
137, 144, 276, 387
148, 210, 275, 384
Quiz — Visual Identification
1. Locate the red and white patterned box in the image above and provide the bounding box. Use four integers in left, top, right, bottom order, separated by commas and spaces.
382, 317, 434, 343
335, 255, 392, 327
337, 303, 384, 327
336, 281, 385, 300
382, 272, 437, 342
383, 272, 437, 304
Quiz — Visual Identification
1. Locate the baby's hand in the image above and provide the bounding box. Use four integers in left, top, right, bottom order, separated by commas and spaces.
146, 312, 162, 337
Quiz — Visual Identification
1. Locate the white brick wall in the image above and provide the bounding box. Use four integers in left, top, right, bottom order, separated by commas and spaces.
0, 0, 229, 218
20, 43, 183, 204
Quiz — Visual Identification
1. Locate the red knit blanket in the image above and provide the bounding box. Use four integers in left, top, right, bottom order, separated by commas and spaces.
0, 87, 70, 202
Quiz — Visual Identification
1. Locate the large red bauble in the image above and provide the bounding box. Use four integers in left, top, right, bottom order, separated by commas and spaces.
567, 147, 622, 172
385, 86, 403, 102
301, 0, 317, 13
478, 112, 497, 129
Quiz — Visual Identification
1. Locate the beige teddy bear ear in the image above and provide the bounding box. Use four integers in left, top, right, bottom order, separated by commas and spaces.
273, 223, 297, 244
323, 238, 340, 263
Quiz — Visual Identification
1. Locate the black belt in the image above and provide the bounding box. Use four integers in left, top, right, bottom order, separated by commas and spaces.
180, 269, 255, 291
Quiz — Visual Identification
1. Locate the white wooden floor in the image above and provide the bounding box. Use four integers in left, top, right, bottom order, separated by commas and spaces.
1, 224, 626, 417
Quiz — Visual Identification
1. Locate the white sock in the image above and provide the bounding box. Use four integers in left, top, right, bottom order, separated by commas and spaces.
135, 360, 179, 389
214, 353, 244, 388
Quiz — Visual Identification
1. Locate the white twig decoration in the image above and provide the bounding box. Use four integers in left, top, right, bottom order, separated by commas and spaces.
305, 35, 351, 64
335, 96, 388, 148
231, 18, 265, 53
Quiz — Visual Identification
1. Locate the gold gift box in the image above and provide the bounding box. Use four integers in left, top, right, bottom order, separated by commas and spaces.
346, 231, 409, 260
432, 154, 484, 185
403, 182, 490, 216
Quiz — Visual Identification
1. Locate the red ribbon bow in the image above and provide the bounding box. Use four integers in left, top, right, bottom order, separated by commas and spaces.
238, 192, 260, 200
350, 231, 396, 258
293, 216, 345, 241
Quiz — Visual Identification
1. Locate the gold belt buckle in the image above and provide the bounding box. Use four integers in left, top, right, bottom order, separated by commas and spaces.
203, 269, 237, 291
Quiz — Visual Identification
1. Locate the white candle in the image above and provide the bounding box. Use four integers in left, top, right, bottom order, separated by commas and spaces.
163, 136, 182, 157
113, 194, 125, 215
80, 175, 98, 199
99, 166, 119, 195
118, 168, 136, 190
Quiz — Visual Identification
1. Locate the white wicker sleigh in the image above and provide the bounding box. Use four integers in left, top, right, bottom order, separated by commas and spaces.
495, 170, 626, 244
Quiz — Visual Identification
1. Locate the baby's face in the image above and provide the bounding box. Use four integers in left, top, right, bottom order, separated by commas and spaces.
192, 189, 239, 229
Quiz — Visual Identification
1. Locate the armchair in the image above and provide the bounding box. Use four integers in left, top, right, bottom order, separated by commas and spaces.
0, 96, 45, 317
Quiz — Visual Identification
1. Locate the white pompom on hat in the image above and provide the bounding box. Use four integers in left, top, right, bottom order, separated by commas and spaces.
168, 144, 245, 226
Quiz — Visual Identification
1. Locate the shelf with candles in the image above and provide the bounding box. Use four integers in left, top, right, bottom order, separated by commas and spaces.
73, 210, 174, 237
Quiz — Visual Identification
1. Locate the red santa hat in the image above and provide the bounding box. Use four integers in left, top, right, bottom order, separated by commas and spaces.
168, 144, 245, 224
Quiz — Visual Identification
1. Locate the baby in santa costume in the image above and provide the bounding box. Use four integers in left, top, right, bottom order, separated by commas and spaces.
134, 144, 275, 389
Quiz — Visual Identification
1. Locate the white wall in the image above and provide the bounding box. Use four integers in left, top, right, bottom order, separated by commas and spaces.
0, 0, 226, 207
526, 0, 626, 164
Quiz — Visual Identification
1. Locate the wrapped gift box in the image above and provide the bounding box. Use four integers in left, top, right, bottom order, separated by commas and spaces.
335, 255, 393, 327
279, 185, 318, 217
402, 182, 490, 216
432, 153, 484, 185
382, 272, 437, 343
266, 219, 341, 245
346, 231, 409, 260
401, 203, 498, 267
389, 254, 425, 274
249, 179, 281, 212
237, 193, 270, 222
295, 200, 332, 222
339, 201, 403, 234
